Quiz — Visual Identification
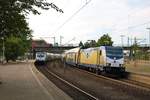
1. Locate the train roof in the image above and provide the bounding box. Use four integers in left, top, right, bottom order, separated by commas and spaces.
65, 46, 123, 54
99, 46, 123, 49
65, 47, 80, 53
81, 47, 97, 52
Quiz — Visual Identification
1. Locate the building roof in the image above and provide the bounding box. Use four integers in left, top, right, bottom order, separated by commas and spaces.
32, 39, 52, 48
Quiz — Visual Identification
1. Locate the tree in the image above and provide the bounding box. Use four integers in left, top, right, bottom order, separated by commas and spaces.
79, 41, 84, 48
83, 40, 97, 48
0, 0, 63, 61
84, 41, 90, 48
0, 2, 32, 61
89, 40, 97, 47
130, 38, 139, 60
0, 0, 63, 38
0, 1, 63, 15
97, 34, 113, 46
5, 36, 27, 62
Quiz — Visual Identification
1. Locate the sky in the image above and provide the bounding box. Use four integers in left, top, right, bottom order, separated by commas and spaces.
27, 0, 150, 46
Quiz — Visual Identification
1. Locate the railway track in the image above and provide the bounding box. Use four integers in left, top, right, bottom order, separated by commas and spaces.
119, 78, 150, 89
78, 67, 150, 91
72, 65, 150, 91
124, 72, 150, 87
36, 65, 98, 100
36, 60, 150, 100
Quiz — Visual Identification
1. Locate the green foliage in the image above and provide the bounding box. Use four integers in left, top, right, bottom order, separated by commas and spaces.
97, 34, 113, 46
89, 40, 97, 47
84, 40, 97, 48
0, 0, 63, 62
5, 36, 28, 62
78, 34, 113, 49
135, 50, 150, 60
131, 43, 139, 55
0, 0, 63, 15
83, 42, 90, 48
0, 0, 63, 38
129, 38, 139, 60
79, 41, 84, 48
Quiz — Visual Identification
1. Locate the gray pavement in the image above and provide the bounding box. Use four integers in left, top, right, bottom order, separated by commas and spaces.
0, 61, 72, 100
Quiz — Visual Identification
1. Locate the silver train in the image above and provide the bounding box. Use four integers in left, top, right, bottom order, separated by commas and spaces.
35, 52, 61, 64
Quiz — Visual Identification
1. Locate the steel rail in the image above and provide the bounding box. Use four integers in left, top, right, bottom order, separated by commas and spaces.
69, 65, 150, 92
44, 67, 99, 100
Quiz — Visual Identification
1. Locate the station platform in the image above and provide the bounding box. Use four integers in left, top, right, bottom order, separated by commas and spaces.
0, 61, 72, 100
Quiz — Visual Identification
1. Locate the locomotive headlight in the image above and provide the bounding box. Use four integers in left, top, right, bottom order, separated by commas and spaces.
106, 63, 109, 66
119, 64, 123, 67
106, 63, 111, 67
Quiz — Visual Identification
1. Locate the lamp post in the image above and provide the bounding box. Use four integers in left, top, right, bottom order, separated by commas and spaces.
120, 35, 125, 47
146, 28, 150, 49
146, 27, 150, 60
2, 37, 5, 64
60, 36, 63, 46
146, 28, 150, 61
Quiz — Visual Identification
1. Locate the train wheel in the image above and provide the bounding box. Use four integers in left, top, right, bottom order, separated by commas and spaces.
89, 68, 92, 72
96, 69, 99, 75
101, 71, 106, 75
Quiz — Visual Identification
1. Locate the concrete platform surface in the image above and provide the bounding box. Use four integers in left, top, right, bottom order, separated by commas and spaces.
0, 61, 72, 100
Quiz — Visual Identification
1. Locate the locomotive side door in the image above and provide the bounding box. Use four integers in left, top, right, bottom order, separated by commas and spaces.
98, 49, 103, 71
97, 49, 101, 70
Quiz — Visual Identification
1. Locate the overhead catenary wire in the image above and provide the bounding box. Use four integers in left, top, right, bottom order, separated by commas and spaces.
113, 21, 150, 33
110, 5, 150, 33
62, 37, 76, 46
51, 0, 92, 36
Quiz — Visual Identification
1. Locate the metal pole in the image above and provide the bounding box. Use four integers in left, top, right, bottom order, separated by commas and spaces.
52, 37, 55, 46
149, 29, 150, 50
54, 37, 55, 46
149, 28, 150, 61
2, 37, 5, 64
149, 29, 150, 61
146, 28, 150, 61
128, 37, 130, 47
60, 36, 61, 46
60, 36, 63, 46
120, 35, 124, 47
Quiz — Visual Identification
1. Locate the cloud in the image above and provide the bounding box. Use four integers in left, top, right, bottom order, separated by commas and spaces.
28, 0, 150, 46
127, 0, 150, 8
